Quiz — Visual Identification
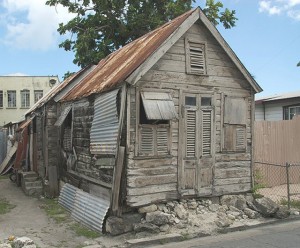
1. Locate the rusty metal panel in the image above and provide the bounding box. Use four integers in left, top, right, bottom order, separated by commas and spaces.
61, 9, 196, 102
141, 92, 178, 120
54, 105, 72, 126
58, 183, 110, 233
90, 89, 120, 155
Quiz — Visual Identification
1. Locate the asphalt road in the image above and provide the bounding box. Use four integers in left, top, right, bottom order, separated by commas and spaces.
152, 219, 300, 248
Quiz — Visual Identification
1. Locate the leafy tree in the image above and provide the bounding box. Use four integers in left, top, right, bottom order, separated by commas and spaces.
46, 0, 237, 68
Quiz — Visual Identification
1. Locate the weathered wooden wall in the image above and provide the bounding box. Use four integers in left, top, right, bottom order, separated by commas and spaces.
126, 21, 253, 207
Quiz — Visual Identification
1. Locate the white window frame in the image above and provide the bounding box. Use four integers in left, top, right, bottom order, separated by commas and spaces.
287, 106, 300, 120
34, 90, 43, 103
21, 89, 30, 108
7, 90, 16, 108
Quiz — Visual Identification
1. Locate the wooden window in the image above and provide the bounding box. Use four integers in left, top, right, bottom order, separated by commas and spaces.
202, 110, 212, 156
186, 109, 196, 157
138, 92, 175, 156
185, 38, 207, 75
283, 105, 300, 120
223, 96, 248, 152
34, 90, 43, 103
223, 124, 246, 152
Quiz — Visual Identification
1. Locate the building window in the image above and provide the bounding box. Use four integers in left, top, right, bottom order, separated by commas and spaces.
185, 38, 207, 75
0, 91, 3, 108
34, 90, 43, 103
21, 90, 30, 108
7, 90, 16, 108
284, 106, 300, 120
137, 91, 177, 156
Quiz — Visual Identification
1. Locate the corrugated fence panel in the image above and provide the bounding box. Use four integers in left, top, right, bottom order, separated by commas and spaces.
59, 183, 110, 233
90, 89, 120, 155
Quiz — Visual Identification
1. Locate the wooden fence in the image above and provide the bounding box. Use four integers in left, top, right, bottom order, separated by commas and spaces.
254, 117, 300, 187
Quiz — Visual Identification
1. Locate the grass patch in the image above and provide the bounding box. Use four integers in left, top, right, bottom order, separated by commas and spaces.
252, 168, 267, 198
0, 198, 16, 214
0, 175, 9, 180
70, 223, 101, 239
40, 198, 69, 223
280, 199, 300, 209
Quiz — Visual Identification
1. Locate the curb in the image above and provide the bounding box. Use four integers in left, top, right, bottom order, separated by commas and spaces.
125, 215, 300, 247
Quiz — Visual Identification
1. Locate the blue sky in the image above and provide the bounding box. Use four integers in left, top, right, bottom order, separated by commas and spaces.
0, 0, 300, 97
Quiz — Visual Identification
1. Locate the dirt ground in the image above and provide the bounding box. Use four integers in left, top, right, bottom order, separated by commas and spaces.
0, 178, 126, 248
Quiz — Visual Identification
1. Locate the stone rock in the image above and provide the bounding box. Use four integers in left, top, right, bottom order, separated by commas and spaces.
226, 211, 241, 218
160, 224, 170, 232
243, 207, 260, 219
208, 204, 219, 212
22, 246, 36, 248
220, 195, 247, 210
0, 244, 12, 248
12, 237, 35, 248
174, 204, 188, 219
133, 223, 160, 233
215, 216, 233, 228
138, 204, 158, 213
290, 210, 300, 216
274, 206, 290, 219
105, 216, 133, 235
253, 197, 279, 217
227, 214, 236, 221
145, 211, 171, 226
166, 202, 175, 208
187, 201, 198, 209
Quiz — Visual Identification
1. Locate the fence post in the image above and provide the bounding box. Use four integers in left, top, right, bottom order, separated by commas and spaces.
286, 162, 291, 209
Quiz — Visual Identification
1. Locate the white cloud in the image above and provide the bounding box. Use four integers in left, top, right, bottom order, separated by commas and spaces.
0, 0, 75, 51
259, 0, 300, 20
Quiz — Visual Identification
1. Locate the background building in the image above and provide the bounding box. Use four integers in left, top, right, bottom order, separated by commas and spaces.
0, 76, 59, 126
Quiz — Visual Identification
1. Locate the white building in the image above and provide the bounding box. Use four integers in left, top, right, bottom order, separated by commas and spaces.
0, 76, 59, 126
255, 90, 300, 121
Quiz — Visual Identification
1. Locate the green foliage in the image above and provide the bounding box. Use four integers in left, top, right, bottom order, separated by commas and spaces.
0, 198, 16, 215
251, 168, 266, 198
40, 198, 69, 223
70, 223, 101, 238
46, 0, 237, 68
281, 198, 300, 209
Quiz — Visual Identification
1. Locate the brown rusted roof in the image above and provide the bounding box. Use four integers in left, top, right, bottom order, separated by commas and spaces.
61, 8, 197, 102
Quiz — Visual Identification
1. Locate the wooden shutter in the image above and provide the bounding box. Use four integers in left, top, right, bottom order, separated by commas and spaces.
186, 40, 206, 75
139, 126, 154, 156
186, 110, 196, 157
223, 124, 246, 152
202, 110, 212, 156
157, 126, 169, 155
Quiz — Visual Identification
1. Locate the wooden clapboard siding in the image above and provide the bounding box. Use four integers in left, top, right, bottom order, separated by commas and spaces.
126, 22, 254, 207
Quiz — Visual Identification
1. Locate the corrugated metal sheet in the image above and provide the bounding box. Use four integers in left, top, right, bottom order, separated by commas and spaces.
61, 9, 197, 102
141, 92, 178, 120
58, 183, 109, 233
54, 105, 72, 126
90, 89, 119, 155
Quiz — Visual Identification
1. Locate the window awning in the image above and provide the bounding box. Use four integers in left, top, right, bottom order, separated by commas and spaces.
54, 105, 72, 126
141, 92, 178, 120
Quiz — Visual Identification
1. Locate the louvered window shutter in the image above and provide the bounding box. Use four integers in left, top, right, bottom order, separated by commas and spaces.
139, 126, 155, 156
186, 110, 197, 157
187, 41, 206, 75
235, 126, 246, 151
157, 127, 169, 155
202, 110, 212, 156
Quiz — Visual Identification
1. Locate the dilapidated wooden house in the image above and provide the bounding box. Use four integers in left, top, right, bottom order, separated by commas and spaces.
22, 7, 262, 230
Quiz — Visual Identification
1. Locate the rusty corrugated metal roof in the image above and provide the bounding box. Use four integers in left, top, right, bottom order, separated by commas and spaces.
61, 8, 197, 102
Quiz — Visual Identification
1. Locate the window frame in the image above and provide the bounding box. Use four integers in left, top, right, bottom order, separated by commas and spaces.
7, 90, 16, 108
283, 105, 300, 120
0, 90, 3, 108
34, 90, 43, 103
20, 89, 30, 108
135, 89, 174, 158
185, 38, 207, 76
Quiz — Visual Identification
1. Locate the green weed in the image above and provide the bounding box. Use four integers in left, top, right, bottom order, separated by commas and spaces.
280, 199, 300, 209
40, 198, 69, 223
252, 168, 267, 198
69, 223, 101, 239
0, 198, 16, 214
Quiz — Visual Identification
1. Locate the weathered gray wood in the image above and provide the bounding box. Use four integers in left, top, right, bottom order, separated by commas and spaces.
127, 165, 177, 176
127, 174, 177, 188
48, 166, 58, 197
127, 183, 177, 196
214, 183, 251, 195
214, 167, 250, 179
127, 191, 178, 207
214, 177, 251, 186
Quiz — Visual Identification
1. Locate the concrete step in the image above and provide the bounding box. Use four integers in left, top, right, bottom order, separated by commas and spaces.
21, 171, 39, 179
24, 180, 43, 188
24, 186, 43, 197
